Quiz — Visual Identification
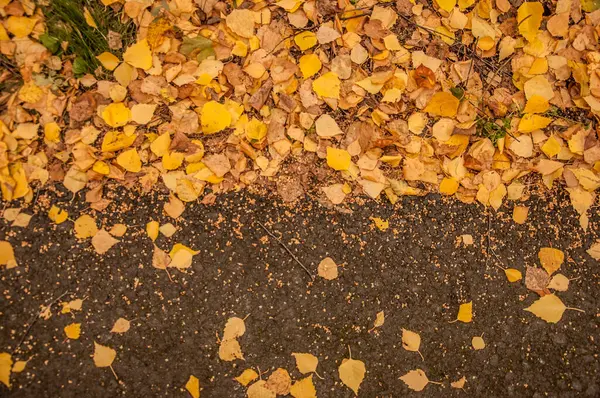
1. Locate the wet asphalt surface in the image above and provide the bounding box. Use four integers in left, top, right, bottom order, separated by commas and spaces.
0, 187, 599, 397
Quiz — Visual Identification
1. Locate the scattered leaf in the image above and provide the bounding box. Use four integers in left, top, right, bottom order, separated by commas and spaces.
111, 318, 131, 334
338, 357, 365, 395
185, 375, 200, 398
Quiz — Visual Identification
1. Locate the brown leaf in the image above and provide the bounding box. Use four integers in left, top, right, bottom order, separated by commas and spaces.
525, 266, 550, 294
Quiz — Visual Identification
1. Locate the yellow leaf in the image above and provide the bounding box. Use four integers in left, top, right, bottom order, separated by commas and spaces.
400, 369, 429, 392
439, 177, 459, 195
456, 302, 472, 323
299, 54, 322, 79
290, 375, 317, 398
44, 122, 61, 143
83, 7, 98, 28
218, 339, 244, 361
326, 147, 351, 171
523, 95, 549, 113
235, 369, 259, 386
505, 268, 523, 282
223, 317, 246, 341
114, 62, 136, 87
102, 103, 131, 128
423, 92, 460, 117
548, 274, 570, 291
93, 161, 110, 175
401, 329, 421, 352
294, 31, 318, 51
436, 0, 457, 12
247, 380, 275, 398
109, 224, 127, 237
0, 352, 12, 388
93, 342, 116, 367
148, 133, 170, 158
517, 2, 544, 42
245, 118, 267, 142
317, 257, 339, 280
512, 206, 528, 224
292, 353, 319, 374
131, 104, 157, 125
451, 376, 467, 389
472, 336, 485, 350
524, 75, 554, 101
12, 360, 27, 373
338, 357, 366, 395
74, 215, 98, 239
162, 151, 185, 170
116, 148, 142, 173
111, 318, 131, 333
225, 9, 255, 38
48, 205, 68, 224
64, 323, 81, 340
6, 16, 37, 38
19, 81, 44, 103
185, 375, 200, 398
372, 311, 385, 329
371, 217, 389, 231
538, 247, 564, 275
312, 72, 340, 99
101, 130, 137, 152
541, 135, 561, 158
123, 39, 153, 70
518, 114, 552, 132
231, 41, 248, 57
0, 241, 17, 269
92, 229, 120, 255
524, 294, 567, 323
201, 101, 231, 134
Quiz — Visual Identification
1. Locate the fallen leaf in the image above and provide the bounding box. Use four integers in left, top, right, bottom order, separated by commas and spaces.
512, 206, 528, 224
338, 357, 365, 395
548, 274, 570, 291
525, 266, 550, 292
400, 369, 429, 392
222, 317, 246, 341
64, 323, 81, 339
152, 245, 171, 269
164, 194, 185, 218
318, 257, 339, 280
524, 294, 582, 323
538, 247, 564, 275
48, 205, 68, 224
292, 353, 319, 374
147, 221, 160, 241
91, 229, 119, 255
123, 39, 153, 70
372, 311, 385, 330
289, 375, 316, 398
247, 380, 276, 398
451, 376, 466, 389
472, 336, 485, 350
0, 241, 17, 269
93, 342, 116, 367
326, 147, 351, 171
0, 352, 12, 388
11, 360, 27, 373
456, 302, 472, 323
218, 339, 244, 361
74, 214, 98, 239
111, 318, 131, 334
370, 217, 389, 231
235, 369, 259, 386
401, 329, 423, 359
185, 375, 200, 398
266, 368, 291, 395
504, 268, 523, 283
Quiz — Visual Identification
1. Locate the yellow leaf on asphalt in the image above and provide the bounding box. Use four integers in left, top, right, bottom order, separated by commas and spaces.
11, 360, 27, 373
548, 274, 570, 291
538, 247, 564, 275
64, 323, 81, 339
48, 205, 68, 224
512, 206, 529, 224
0, 352, 12, 388
292, 353, 319, 374
472, 336, 485, 350
185, 375, 200, 398
247, 380, 276, 398
235, 369, 259, 386
91, 229, 119, 255
222, 317, 246, 341
218, 339, 244, 361
317, 257, 339, 280
123, 39, 153, 70
146, 221, 159, 241
505, 268, 523, 282
338, 357, 365, 395
290, 375, 317, 398
402, 329, 421, 352
111, 318, 131, 334
93, 342, 116, 367
74, 215, 98, 239
400, 369, 429, 392
524, 294, 568, 323
0, 241, 17, 269
456, 302, 472, 323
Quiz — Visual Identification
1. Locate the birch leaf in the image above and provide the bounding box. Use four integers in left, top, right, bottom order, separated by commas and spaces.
338, 357, 366, 395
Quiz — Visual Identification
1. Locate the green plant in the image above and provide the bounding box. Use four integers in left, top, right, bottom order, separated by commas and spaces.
42, 0, 136, 76
476, 117, 509, 146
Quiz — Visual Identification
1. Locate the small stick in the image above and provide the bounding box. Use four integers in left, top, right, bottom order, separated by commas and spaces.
257, 221, 314, 280
109, 365, 119, 381
12, 290, 70, 355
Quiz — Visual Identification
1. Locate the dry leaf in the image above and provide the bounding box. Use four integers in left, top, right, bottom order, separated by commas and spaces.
400, 369, 429, 392
292, 353, 319, 374
91, 229, 119, 255
152, 245, 171, 269
222, 317, 246, 341
338, 357, 365, 395
111, 318, 131, 334
247, 380, 276, 398
587, 241, 600, 260
74, 214, 98, 239
289, 375, 316, 398
0, 241, 17, 269
93, 342, 116, 367
525, 266, 550, 292
266, 368, 291, 395
538, 247, 564, 275
524, 294, 581, 323
64, 323, 81, 339
472, 336, 485, 350
218, 339, 243, 361
451, 376, 466, 389
0, 352, 12, 388
11, 360, 27, 373
235, 369, 259, 386
164, 195, 185, 219
185, 375, 200, 398
401, 329, 422, 355
456, 302, 472, 323
372, 311, 385, 329
318, 257, 339, 280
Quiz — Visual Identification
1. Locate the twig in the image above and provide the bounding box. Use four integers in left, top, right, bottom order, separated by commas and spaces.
485, 211, 491, 269
12, 290, 70, 355
257, 221, 314, 280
